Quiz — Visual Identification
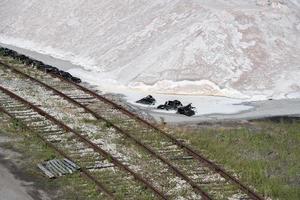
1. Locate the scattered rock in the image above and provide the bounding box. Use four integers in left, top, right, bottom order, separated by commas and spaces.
0, 46, 82, 84
136, 95, 156, 105
177, 103, 196, 117
157, 100, 183, 110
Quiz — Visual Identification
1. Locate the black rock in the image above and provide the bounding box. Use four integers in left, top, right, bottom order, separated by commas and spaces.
157, 100, 183, 110
71, 76, 82, 84
157, 104, 167, 110
0, 46, 82, 84
1, 48, 15, 57
59, 70, 72, 79
43, 65, 59, 73
16, 54, 28, 62
33, 61, 45, 69
10, 51, 19, 59
23, 58, 33, 65
136, 95, 156, 105
177, 103, 196, 117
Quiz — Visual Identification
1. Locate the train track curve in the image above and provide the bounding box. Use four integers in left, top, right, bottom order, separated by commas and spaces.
0, 55, 264, 200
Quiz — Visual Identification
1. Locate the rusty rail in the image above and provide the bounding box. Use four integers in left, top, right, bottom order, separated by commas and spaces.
0, 85, 168, 200
39, 64, 264, 200
0, 59, 212, 199
0, 106, 115, 199
40, 67, 264, 200
0, 55, 265, 199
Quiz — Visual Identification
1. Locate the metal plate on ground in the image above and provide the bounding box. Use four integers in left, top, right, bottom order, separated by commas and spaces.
38, 159, 80, 178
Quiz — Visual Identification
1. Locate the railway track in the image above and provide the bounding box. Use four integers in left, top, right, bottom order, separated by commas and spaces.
0, 56, 264, 199
0, 105, 115, 200
0, 62, 203, 199
0, 86, 165, 199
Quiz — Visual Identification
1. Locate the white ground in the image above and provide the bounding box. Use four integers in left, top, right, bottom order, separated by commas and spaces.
124, 91, 253, 116
0, 0, 300, 99
0, 0, 299, 122
149, 98, 300, 123
2, 43, 300, 123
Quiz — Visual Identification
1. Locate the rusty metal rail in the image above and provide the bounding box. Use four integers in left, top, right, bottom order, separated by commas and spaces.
0, 59, 212, 199
0, 85, 167, 200
0, 57, 264, 199
0, 107, 115, 199
35, 64, 264, 200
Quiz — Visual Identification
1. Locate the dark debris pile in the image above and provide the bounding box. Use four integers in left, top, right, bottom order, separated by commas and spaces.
0, 47, 82, 83
136, 95, 156, 105
177, 103, 195, 117
0, 46, 197, 117
136, 95, 196, 116
157, 100, 183, 110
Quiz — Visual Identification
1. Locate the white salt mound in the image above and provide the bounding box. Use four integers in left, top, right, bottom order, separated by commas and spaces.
0, 0, 299, 99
